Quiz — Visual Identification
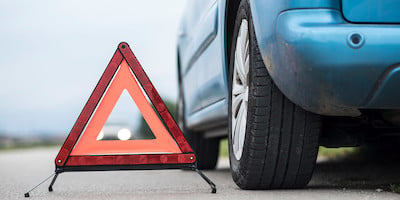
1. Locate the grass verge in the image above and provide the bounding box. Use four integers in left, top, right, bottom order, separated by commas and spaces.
318, 146, 358, 160
390, 184, 400, 194
219, 139, 229, 158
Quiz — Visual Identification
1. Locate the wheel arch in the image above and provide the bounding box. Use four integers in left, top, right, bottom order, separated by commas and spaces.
224, 0, 241, 76
224, 0, 273, 87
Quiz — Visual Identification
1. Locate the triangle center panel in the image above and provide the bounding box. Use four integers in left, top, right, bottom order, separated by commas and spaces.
96, 89, 155, 141
70, 60, 182, 156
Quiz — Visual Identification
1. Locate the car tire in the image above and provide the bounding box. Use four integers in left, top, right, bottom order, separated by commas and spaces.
228, 0, 322, 189
177, 78, 219, 170
184, 131, 219, 169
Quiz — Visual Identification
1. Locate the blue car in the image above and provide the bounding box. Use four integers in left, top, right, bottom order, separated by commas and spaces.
177, 0, 400, 189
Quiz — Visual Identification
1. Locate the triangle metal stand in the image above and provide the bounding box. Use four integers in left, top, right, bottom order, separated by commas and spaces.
24, 162, 216, 198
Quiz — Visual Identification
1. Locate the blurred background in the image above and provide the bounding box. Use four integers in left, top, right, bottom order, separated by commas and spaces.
0, 0, 185, 148
1, 2, 400, 198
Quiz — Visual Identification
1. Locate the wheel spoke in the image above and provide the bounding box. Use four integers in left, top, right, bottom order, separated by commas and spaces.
239, 23, 248, 61
244, 35, 249, 58
232, 83, 245, 96
234, 101, 246, 157
234, 50, 246, 84
233, 103, 244, 153
238, 110, 247, 152
244, 51, 249, 78
232, 93, 244, 114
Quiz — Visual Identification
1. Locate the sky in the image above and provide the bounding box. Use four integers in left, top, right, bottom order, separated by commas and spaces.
0, 0, 187, 136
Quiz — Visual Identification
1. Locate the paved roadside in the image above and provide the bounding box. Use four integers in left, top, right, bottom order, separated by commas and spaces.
0, 147, 399, 200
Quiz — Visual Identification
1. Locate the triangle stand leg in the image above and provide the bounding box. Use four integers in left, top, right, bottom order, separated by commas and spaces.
48, 171, 61, 192
24, 172, 57, 198
192, 166, 217, 193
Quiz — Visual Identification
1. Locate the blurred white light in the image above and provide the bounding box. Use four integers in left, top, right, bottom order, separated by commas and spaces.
117, 128, 131, 141
97, 130, 104, 140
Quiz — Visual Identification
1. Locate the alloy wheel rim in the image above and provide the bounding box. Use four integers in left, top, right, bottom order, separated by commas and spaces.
231, 19, 249, 160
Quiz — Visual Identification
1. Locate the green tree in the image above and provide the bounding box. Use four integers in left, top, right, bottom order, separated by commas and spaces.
136, 99, 177, 139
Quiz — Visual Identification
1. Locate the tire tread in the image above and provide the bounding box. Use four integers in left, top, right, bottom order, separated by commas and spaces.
229, 0, 321, 190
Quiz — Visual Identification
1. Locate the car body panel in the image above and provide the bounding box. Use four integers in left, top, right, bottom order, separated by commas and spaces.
178, 0, 400, 131
366, 65, 400, 107
248, 0, 340, 65
258, 8, 400, 116
342, 0, 400, 23
179, 1, 218, 75
178, 0, 229, 129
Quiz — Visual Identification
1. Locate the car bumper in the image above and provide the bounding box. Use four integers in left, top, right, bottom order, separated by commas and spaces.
262, 9, 400, 116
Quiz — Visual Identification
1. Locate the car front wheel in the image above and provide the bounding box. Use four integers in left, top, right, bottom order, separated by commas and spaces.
228, 0, 322, 189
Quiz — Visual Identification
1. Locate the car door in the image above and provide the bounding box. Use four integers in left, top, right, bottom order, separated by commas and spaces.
178, 0, 228, 129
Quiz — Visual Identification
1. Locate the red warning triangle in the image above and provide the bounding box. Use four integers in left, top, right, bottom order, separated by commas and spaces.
55, 42, 195, 167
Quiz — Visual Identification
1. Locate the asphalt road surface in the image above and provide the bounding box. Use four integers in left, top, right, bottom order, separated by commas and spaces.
1, 147, 399, 200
